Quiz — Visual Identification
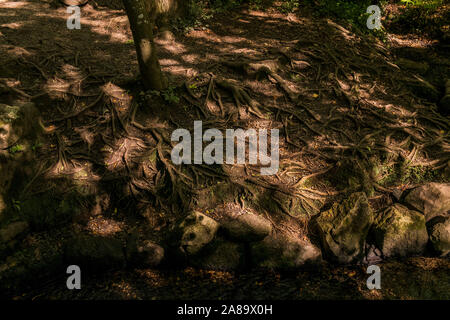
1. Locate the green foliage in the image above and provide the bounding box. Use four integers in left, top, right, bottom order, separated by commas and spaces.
8, 144, 24, 155
378, 162, 445, 187
279, 0, 299, 13
310, 0, 373, 29
388, 0, 448, 37
162, 86, 180, 104
401, 0, 444, 9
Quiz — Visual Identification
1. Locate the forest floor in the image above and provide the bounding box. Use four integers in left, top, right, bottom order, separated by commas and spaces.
0, 0, 449, 299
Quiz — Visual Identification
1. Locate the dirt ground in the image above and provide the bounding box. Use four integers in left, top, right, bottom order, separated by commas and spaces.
0, 0, 449, 299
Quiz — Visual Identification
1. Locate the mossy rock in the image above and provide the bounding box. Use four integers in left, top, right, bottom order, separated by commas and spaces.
372, 204, 428, 258
221, 213, 272, 242
125, 232, 164, 267
191, 237, 245, 271
178, 211, 219, 255
315, 192, 373, 264
250, 234, 321, 270
428, 216, 450, 257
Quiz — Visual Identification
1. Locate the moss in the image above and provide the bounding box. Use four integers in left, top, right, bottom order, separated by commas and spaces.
315, 192, 373, 263
372, 204, 428, 257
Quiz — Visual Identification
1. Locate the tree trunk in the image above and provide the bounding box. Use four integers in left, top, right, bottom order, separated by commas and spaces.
122, 0, 167, 90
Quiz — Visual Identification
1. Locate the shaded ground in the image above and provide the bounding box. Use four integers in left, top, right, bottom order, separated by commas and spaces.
13, 257, 450, 300
0, 0, 449, 299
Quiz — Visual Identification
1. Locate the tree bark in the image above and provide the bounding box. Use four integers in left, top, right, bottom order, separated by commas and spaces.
122, 0, 167, 90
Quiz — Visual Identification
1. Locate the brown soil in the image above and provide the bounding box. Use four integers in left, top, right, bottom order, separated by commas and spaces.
0, 0, 449, 299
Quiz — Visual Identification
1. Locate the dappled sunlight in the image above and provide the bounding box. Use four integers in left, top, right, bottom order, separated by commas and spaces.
0, 0, 449, 301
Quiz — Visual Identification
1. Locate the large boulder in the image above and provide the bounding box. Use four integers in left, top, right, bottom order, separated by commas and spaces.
178, 211, 219, 255
428, 216, 450, 257
250, 234, 321, 270
403, 183, 450, 222
315, 192, 373, 264
221, 213, 272, 242
64, 235, 125, 272
372, 204, 428, 258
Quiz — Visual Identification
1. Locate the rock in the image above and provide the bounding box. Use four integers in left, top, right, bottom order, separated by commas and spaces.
396, 58, 429, 74
250, 234, 321, 270
137, 240, 164, 267
404, 183, 450, 222
363, 244, 383, 265
315, 192, 373, 264
125, 232, 164, 267
178, 211, 219, 255
221, 213, 272, 242
406, 76, 439, 102
192, 237, 244, 271
0, 221, 29, 243
64, 235, 125, 272
439, 79, 450, 116
428, 216, 450, 257
372, 204, 428, 258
